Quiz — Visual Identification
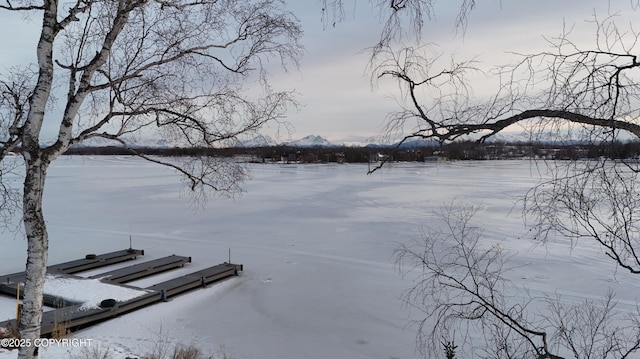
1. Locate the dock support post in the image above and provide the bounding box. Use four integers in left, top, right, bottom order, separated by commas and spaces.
16, 282, 21, 321
161, 290, 167, 302
201, 276, 206, 288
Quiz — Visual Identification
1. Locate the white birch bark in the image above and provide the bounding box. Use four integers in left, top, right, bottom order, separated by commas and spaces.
17, 1, 57, 358
0, 2, 301, 358
18, 158, 49, 359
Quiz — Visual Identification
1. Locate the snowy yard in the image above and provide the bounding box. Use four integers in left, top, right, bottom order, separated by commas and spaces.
0, 157, 638, 358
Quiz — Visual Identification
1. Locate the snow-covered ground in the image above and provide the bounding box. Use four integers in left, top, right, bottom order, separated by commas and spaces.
0, 157, 638, 358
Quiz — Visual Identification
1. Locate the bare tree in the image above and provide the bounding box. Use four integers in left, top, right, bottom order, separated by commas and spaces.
395, 203, 640, 359
376, 6, 640, 273
395, 203, 547, 358
374, 9, 640, 140
524, 159, 640, 275
321, 0, 476, 56
375, 8, 640, 277
0, 1, 301, 358
545, 291, 640, 359
374, 4, 640, 357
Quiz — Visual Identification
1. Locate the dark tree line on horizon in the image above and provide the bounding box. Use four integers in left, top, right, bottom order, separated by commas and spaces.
61, 140, 640, 162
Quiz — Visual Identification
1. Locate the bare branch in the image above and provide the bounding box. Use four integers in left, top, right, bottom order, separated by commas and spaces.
544, 291, 640, 359
1, 1, 302, 355
395, 203, 554, 358
397, 203, 640, 359
0, 1, 44, 11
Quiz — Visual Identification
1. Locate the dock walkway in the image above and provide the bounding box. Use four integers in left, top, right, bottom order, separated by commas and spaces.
0, 249, 144, 285
0, 249, 242, 338
89, 255, 191, 283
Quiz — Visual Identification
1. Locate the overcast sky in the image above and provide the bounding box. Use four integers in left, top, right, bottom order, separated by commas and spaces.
275, 0, 633, 142
0, 1, 634, 143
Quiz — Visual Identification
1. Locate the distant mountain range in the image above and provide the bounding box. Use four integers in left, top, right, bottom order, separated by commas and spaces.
69, 132, 576, 149
236, 134, 438, 148
70, 134, 394, 148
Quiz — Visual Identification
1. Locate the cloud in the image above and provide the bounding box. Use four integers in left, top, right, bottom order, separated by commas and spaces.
273, 0, 619, 140
0, 1, 634, 143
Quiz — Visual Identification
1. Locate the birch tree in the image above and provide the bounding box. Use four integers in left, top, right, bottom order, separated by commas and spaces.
0, 1, 301, 358
374, 4, 640, 358
374, 8, 640, 271
396, 204, 640, 359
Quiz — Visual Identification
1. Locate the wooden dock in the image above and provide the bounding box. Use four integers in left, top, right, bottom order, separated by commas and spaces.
0, 249, 242, 338
0, 249, 144, 285
146, 262, 243, 297
89, 254, 191, 283
48, 249, 145, 275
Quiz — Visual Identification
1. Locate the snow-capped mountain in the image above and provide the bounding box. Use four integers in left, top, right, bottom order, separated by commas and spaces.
239, 134, 385, 148
396, 137, 439, 148
236, 135, 278, 148
66, 133, 431, 149
332, 135, 383, 147
284, 135, 334, 148
68, 137, 123, 148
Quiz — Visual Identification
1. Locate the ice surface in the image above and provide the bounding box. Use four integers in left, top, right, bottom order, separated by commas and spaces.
0, 297, 18, 323
0, 157, 637, 358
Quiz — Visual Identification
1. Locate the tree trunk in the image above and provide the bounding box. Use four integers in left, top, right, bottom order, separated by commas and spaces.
17, 1, 57, 355
18, 157, 49, 359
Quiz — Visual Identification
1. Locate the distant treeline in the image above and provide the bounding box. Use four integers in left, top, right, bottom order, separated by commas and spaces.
62, 140, 640, 162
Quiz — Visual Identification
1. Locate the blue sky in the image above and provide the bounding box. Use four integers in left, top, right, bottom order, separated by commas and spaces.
0, 0, 632, 143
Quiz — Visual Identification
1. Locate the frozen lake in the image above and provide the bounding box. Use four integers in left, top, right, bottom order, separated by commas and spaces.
0, 157, 638, 358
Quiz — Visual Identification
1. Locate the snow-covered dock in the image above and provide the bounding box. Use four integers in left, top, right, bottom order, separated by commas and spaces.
0, 249, 242, 337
